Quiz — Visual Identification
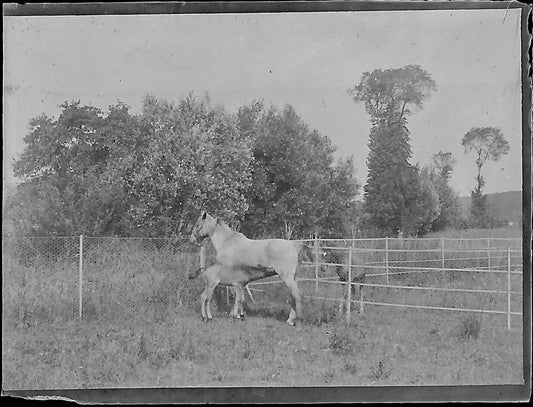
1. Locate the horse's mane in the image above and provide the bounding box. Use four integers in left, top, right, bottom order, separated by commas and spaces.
215, 217, 245, 238
216, 218, 231, 229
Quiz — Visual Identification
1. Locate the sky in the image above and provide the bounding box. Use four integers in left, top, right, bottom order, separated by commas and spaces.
3, 8, 524, 198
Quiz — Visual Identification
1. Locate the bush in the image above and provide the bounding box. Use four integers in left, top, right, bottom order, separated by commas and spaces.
457, 313, 482, 340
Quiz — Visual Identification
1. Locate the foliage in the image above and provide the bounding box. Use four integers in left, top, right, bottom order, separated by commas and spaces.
7, 95, 254, 237
424, 151, 461, 231
458, 314, 482, 340
126, 94, 253, 235
461, 127, 510, 228
348, 64, 436, 126
362, 124, 439, 236
351, 66, 438, 236
237, 101, 359, 238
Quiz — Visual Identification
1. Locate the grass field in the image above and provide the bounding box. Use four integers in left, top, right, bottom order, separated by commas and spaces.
2, 226, 525, 390
2, 303, 523, 389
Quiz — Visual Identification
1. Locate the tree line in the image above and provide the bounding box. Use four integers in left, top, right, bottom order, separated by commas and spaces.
4, 65, 509, 238
4, 94, 358, 238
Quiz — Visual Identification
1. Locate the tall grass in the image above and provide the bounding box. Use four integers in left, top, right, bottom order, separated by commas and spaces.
2, 238, 204, 326
426, 225, 522, 239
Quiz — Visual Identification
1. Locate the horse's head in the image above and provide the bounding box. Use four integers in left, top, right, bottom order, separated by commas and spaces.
190, 212, 217, 243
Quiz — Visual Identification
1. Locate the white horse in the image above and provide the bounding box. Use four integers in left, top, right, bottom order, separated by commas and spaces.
190, 212, 313, 325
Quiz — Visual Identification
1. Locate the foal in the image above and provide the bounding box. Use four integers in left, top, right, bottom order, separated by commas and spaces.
322, 248, 366, 313
189, 263, 276, 321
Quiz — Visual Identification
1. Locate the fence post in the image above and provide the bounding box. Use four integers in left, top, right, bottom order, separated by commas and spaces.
346, 246, 352, 324
487, 238, 491, 270
441, 237, 445, 270
314, 234, 319, 293
359, 279, 364, 315
507, 247, 511, 330
385, 237, 389, 284
78, 234, 83, 320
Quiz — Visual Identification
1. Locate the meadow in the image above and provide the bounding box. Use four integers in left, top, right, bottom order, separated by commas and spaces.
2, 226, 525, 390
2, 301, 523, 389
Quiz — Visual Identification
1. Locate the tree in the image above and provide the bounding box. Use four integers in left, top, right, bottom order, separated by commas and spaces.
11, 101, 125, 236
237, 102, 359, 238
462, 127, 510, 227
118, 93, 254, 236
426, 151, 461, 231
349, 65, 437, 236
8, 94, 254, 237
348, 64, 437, 126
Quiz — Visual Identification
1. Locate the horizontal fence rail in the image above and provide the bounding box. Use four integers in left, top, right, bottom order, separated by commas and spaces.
252, 236, 524, 330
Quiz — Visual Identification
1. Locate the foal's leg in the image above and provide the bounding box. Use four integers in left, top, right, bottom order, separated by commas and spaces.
200, 289, 209, 321
230, 285, 239, 318
204, 286, 215, 320
202, 279, 219, 321
231, 284, 245, 320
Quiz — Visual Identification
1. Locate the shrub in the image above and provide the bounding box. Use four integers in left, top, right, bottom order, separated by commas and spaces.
457, 313, 482, 340
328, 326, 356, 355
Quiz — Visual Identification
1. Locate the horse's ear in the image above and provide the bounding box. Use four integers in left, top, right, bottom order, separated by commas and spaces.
202, 212, 207, 220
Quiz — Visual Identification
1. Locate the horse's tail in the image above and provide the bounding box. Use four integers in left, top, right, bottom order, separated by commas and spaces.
294, 241, 315, 263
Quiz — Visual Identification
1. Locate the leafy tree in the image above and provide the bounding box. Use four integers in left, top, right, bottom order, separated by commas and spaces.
237, 102, 359, 238
349, 64, 436, 126
426, 151, 461, 231
462, 127, 510, 227
8, 94, 254, 237
11, 101, 121, 236
349, 66, 437, 236
115, 93, 254, 236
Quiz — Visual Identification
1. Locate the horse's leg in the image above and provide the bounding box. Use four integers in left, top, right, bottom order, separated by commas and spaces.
277, 268, 302, 326
236, 285, 245, 320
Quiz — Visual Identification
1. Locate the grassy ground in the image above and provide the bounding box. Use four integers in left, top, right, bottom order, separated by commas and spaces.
2, 298, 523, 389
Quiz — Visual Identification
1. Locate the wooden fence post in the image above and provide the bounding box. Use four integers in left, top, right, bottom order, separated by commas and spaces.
507, 247, 511, 330
314, 234, 319, 293
487, 238, 491, 270
441, 237, 445, 270
346, 246, 352, 324
78, 234, 83, 320
385, 237, 389, 284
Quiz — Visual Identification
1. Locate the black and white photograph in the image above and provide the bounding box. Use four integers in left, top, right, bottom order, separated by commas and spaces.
2, 1, 530, 403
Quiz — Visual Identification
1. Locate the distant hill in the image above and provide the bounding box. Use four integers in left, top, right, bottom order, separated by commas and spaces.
458, 191, 522, 225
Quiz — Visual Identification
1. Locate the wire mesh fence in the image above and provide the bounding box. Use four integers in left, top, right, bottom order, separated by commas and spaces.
2, 236, 204, 325
2, 235, 524, 330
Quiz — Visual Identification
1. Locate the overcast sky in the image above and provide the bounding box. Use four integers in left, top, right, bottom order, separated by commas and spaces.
3, 8, 523, 198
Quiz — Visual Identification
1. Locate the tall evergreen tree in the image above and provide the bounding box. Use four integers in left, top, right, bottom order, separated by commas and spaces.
349, 65, 437, 235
